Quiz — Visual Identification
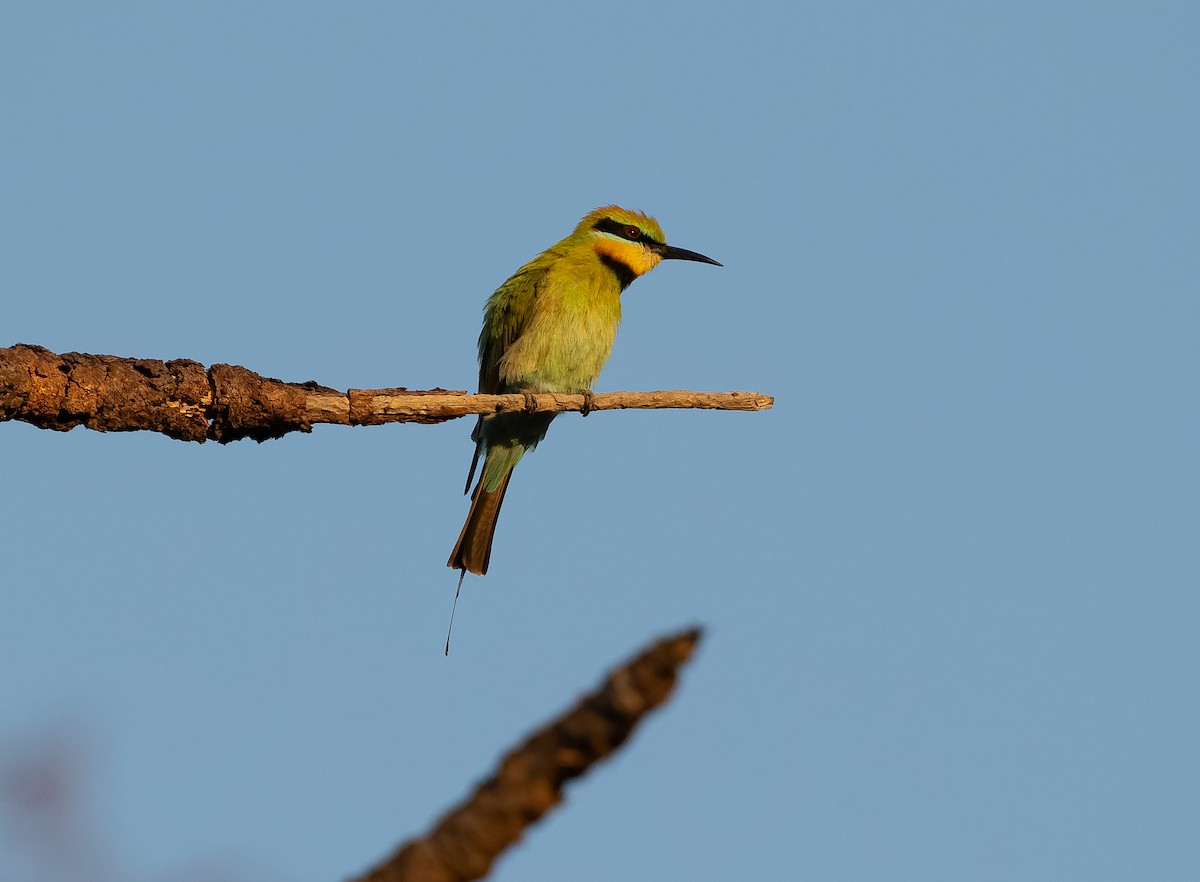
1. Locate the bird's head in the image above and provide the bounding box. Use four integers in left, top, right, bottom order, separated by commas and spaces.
575, 205, 722, 287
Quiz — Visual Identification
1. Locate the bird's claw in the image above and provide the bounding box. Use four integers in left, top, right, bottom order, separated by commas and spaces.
523, 391, 538, 413
580, 389, 595, 417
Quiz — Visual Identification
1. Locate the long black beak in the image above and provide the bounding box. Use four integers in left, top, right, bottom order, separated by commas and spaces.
657, 243, 723, 267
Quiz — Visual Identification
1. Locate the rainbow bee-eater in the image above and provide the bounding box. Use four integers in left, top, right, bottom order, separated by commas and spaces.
448, 205, 721, 578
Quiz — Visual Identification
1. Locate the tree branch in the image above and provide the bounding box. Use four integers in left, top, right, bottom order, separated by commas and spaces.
0, 345, 772, 443
349, 627, 703, 882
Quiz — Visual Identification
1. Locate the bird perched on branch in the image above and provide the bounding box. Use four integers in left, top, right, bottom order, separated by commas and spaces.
448, 206, 721, 579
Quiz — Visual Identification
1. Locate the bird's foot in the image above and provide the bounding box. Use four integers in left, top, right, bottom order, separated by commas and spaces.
522, 390, 538, 413
580, 389, 595, 417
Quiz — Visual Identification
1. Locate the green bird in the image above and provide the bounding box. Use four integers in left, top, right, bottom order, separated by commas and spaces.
448, 205, 721, 578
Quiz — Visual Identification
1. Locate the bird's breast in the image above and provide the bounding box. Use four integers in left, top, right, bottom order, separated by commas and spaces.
497, 268, 623, 393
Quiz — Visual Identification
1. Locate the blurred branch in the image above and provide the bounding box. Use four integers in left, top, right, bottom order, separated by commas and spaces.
0, 344, 773, 443
349, 627, 703, 882
1, 730, 120, 882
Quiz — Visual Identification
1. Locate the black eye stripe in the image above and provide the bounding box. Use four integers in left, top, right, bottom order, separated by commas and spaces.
593, 217, 660, 246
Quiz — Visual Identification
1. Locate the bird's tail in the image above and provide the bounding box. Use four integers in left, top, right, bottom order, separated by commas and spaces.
447, 469, 513, 576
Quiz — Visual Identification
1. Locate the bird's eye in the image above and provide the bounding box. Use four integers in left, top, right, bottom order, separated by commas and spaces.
625, 225, 641, 240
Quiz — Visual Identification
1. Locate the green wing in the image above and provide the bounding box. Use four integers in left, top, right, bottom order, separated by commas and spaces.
477, 261, 547, 394
464, 261, 548, 493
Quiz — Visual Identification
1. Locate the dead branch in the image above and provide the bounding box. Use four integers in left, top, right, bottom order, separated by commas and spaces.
349, 627, 703, 882
0, 344, 772, 443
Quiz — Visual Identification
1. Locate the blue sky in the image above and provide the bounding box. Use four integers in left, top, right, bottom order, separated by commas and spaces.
3, 3, 1198, 880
